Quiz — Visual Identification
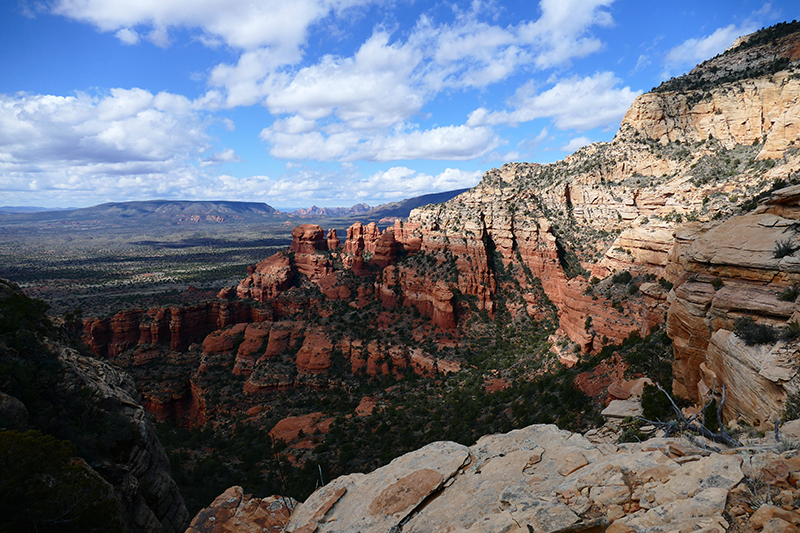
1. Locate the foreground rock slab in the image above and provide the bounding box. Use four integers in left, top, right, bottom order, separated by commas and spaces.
192, 423, 800, 533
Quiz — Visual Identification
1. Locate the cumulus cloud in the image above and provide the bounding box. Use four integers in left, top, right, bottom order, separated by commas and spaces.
263, 33, 424, 128
468, 72, 641, 131
561, 136, 592, 152
356, 167, 483, 200
361, 125, 500, 162
663, 23, 758, 74
250, 1, 620, 162
51, 0, 371, 53
519, 0, 615, 68
0, 89, 226, 202
115, 27, 139, 45
261, 122, 500, 162
49, 0, 623, 165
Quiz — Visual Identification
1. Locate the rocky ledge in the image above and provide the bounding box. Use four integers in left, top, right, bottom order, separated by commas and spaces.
188, 423, 800, 533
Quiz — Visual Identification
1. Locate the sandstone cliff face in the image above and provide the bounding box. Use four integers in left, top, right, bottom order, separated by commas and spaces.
51, 344, 190, 533
389, 28, 800, 355
667, 186, 800, 426
82, 300, 264, 358
623, 27, 800, 160
0, 279, 190, 533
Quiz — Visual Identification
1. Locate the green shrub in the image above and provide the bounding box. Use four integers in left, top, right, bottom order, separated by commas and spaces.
780, 286, 800, 302
711, 278, 724, 290
734, 317, 778, 345
618, 426, 647, 443
773, 239, 799, 259
783, 391, 800, 422
641, 384, 673, 422
784, 320, 800, 342
612, 271, 633, 284
658, 277, 674, 291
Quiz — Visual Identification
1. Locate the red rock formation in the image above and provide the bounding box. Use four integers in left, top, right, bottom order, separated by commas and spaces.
82, 301, 265, 360
216, 286, 236, 299
355, 396, 376, 416
290, 224, 327, 254
108, 309, 144, 357
371, 228, 398, 268
141, 376, 207, 427
327, 228, 341, 250
138, 308, 170, 346
294, 252, 334, 282
232, 322, 273, 375
376, 265, 456, 329
409, 349, 461, 376
393, 219, 423, 253
82, 317, 112, 358
295, 328, 334, 374
261, 321, 305, 360
169, 305, 215, 352
269, 412, 333, 443
236, 253, 293, 302
202, 323, 248, 355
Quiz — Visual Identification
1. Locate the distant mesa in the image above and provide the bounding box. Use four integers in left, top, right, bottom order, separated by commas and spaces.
0, 189, 471, 225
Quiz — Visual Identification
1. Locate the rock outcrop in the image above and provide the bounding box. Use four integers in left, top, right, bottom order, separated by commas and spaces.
667, 185, 800, 427
53, 345, 190, 532
0, 280, 190, 533
186, 486, 294, 533
83, 300, 263, 358
199, 423, 800, 533
623, 26, 800, 159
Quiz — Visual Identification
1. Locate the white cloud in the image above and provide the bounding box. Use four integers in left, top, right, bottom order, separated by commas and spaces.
561, 136, 592, 152
519, 0, 615, 68
263, 33, 424, 128
261, 130, 362, 160
115, 27, 139, 45
51, 0, 623, 156
261, 122, 500, 162
664, 23, 758, 74
361, 125, 500, 162
358, 167, 482, 199
468, 72, 641, 131
51, 0, 372, 53
199, 148, 241, 167
0, 90, 220, 198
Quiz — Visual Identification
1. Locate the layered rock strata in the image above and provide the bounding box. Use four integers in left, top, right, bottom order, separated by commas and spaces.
667, 186, 800, 426
57, 346, 190, 532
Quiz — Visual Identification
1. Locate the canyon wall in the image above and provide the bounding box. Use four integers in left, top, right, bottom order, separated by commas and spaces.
666, 186, 800, 426
82, 25, 800, 429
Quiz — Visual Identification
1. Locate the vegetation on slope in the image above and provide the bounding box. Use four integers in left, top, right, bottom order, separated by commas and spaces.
0, 288, 124, 532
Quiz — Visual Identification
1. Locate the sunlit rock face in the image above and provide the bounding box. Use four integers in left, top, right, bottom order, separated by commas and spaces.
667, 186, 800, 427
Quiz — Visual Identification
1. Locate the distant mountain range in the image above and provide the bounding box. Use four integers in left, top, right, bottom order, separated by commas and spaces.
364, 188, 470, 220
0, 189, 470, 226
288, 203, 373, 218
0, 205, 74, 213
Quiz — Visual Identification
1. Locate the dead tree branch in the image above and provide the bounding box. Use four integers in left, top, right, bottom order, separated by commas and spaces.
654, 382, 742, 448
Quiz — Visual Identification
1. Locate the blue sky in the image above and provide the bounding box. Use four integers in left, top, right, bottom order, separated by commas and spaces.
0, 0, 795, 209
